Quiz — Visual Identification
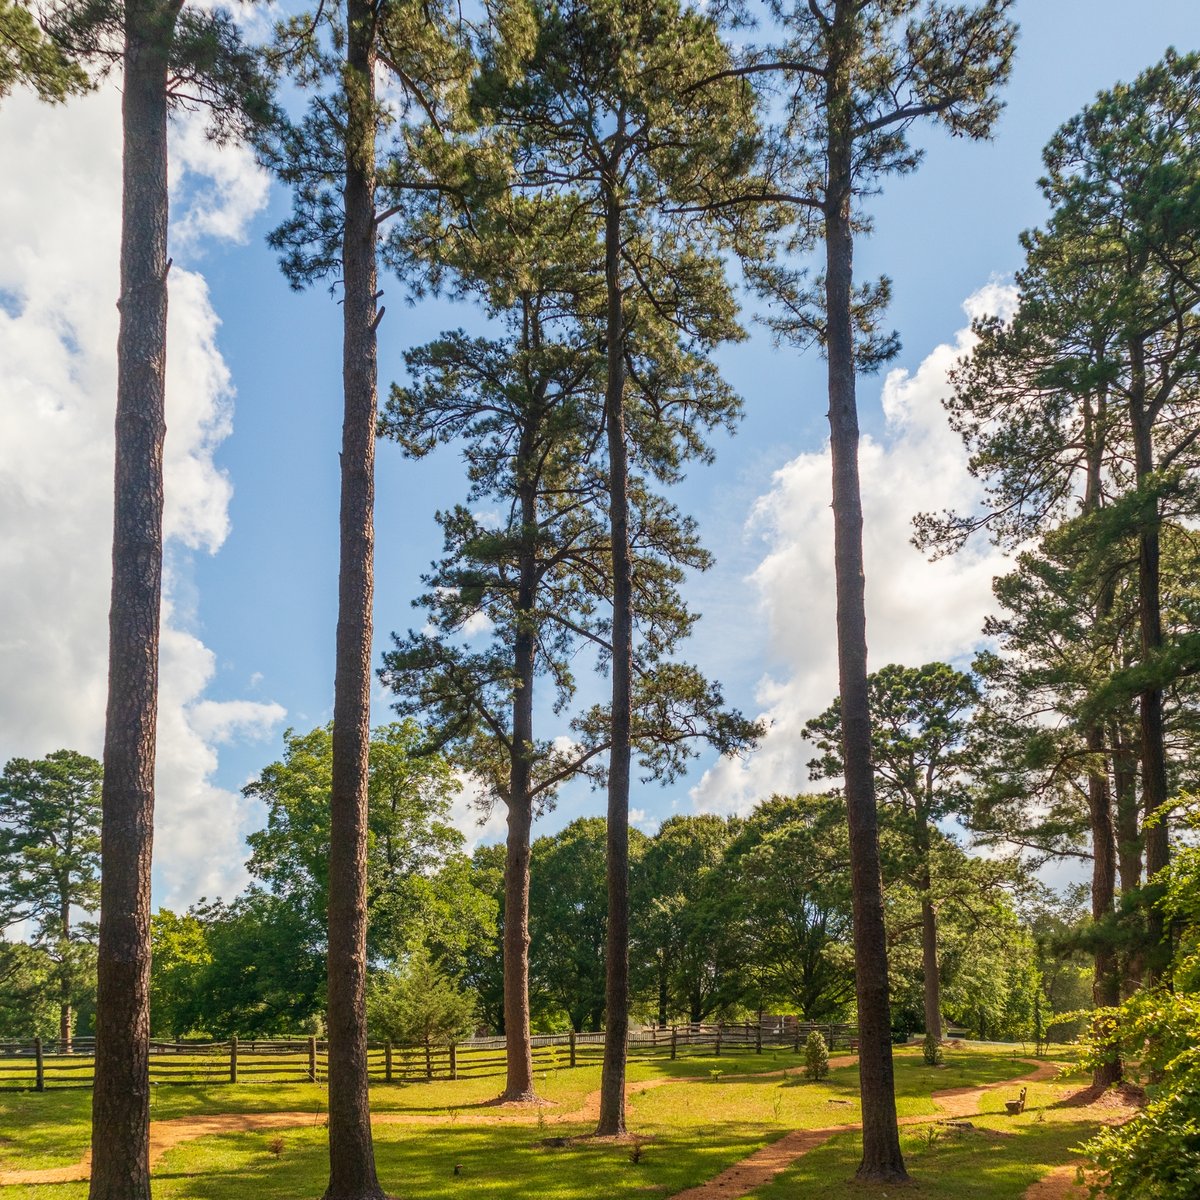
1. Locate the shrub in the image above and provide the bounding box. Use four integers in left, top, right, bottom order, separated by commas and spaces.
804, 1030, 830, 1081
923, 1031, 944, 1066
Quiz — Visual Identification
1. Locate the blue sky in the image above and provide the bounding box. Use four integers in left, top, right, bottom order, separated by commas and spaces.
1, 0, 1197, 907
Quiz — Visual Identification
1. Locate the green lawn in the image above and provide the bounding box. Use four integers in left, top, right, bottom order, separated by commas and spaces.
0, 1045, 1106, 1200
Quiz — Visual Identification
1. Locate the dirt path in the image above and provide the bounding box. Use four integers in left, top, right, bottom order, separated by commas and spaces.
0, 1053, 1047, 1190
664, 1059, 1061, 1200
1023, 1164, 1090, 1200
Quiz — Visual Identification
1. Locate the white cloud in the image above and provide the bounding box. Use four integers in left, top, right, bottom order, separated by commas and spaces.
447, 771, 509, 849
462, 610, 495, 638
691, 285, 1015, 817
0, 86, 283, 909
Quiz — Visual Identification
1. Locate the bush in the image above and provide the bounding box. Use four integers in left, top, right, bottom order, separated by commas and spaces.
923, 1031, 944, 1066
804, 1030, 830, 1080
1083, 996, 1200, 1200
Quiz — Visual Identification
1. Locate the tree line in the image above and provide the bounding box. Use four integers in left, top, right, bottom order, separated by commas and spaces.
0, 725, 1083, 1051
4, 0, 1200, 1197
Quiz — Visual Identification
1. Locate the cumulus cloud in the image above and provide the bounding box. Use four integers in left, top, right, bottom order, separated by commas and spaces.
691, 284, 1016, 816
0, 86, 283, 908
447, 772, 509, 850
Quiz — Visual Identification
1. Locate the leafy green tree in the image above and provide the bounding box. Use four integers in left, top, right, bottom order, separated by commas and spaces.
0, 0, 88, 100
754, 2, 1017, 1179
458, 844, 507, 1034
243, 722, 490, 968
475, 0, 765, 1136
805, 1029, 830, 1080
805, 664, 977, 1041
884, 840, 1034, 1042
382, 191, 611, 1101
527, 817, 650, 1033
148, 909, 211, 1039
0, 750, 101, 1050
631, 815, 743, 1025
184, 892, 326, 1038
724, 796, 855, 1021
0, 939, 58, 1038
1084, 800, 1200, 1199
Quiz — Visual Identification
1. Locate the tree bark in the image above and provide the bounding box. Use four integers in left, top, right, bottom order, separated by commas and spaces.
597, 166, 633, 1139
60, 892, 72, 1052
913, 796, 941, 1042
1111, 721, 1142, 896
500, 456, 539, 1103
821, 3, 906, 1182
1086, 722, 1121, 1087
88, 7, 177, 1198
1128, 338, 1170, 981
324, 1, 384, 1195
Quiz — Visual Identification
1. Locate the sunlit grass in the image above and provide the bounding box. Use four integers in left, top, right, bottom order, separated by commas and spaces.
0, 1043, 1102, 1199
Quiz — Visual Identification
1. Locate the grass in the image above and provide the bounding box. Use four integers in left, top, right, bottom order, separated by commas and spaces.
751, 1072, 1102, 1199
0, 1044, 1106, 1200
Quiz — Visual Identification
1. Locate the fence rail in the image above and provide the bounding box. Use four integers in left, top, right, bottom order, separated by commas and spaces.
0, 1022, 857, 1092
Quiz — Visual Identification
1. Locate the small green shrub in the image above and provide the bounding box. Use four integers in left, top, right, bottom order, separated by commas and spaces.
804, 1030, 830, 1081
923, 1032, 944, 1066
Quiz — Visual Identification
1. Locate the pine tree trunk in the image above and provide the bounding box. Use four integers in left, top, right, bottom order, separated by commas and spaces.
88, 7, 177, 1198
501, 470, 538, 1103
822, 5, 905, 1180
60, 895, 72, 1053
597, 170, 633, 1139
1111, 722, 1142, 896
1128, 339, 1170, 981
1086, 723, 1121, 1087
324, 1, 384, 1195
918, 896, 941, 1041
914, 800, 941, 1042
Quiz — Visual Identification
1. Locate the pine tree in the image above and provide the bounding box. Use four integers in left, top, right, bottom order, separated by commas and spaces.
806, 663, 978, 1043
44, 6, 273, 1195
265, 4, 470, 1192
382, 190, 758, 1103
752, 0, 1016, 1180
474, 0, 766, 1135
0, 750, 102, 1051
0, 0, 88, 100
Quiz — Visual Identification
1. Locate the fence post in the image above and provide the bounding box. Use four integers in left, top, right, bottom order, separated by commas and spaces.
670, 1026, 677, 1060
385, 1039, 393, 1084
424, 1041, 433, 1081
34, 1036, 44, 1092
715, 1024, 722, 1057
827, 1024, 835, 1052
308, 1035, 318, 1083
756, 1021, 762, 1055
450, 1042, 458, 1081
568, 1029, 577, 1069
229, 1035, 238, 1084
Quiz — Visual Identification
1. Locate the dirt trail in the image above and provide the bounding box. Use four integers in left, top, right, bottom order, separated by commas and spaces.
1023, 1163, 1090, 1200
666, 1058, 1061, 1200
0, 1053, 1054, 1191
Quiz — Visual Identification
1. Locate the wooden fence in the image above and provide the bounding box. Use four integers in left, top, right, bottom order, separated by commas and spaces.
0, 1022, 857, 1092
